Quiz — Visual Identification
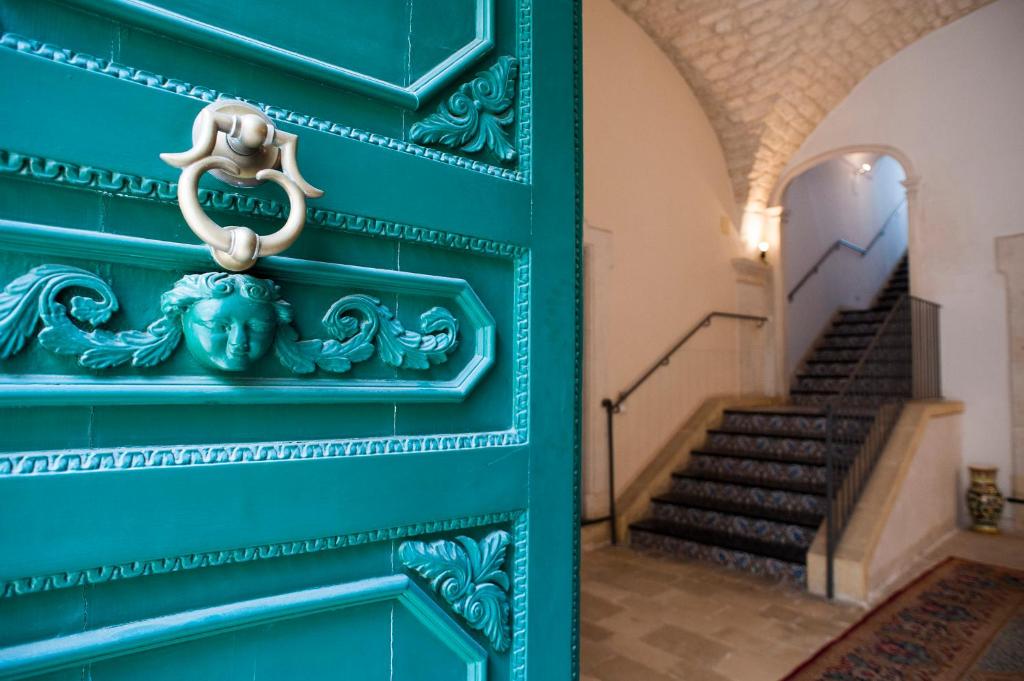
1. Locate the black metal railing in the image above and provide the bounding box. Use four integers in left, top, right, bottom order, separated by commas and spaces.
582, 311, 768, 543
788, 198, 907, 302
823, 294, 941, 598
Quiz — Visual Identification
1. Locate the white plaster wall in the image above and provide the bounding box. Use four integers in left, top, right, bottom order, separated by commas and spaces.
782, 154, 908, 378
782, 0, 1024, 504
582, 0, 758, 516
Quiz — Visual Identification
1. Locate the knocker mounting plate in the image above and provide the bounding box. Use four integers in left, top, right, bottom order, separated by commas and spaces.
190, 100, 281, 188
161, 100, 323, 271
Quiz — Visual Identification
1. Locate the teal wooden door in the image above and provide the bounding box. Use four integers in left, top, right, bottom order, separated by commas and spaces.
0, 2, 580, 679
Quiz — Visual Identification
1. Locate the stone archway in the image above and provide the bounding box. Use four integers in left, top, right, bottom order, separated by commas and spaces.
762, 144, 918, 392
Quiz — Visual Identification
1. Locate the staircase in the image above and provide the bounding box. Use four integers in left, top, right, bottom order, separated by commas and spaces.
629, 256, 910, 585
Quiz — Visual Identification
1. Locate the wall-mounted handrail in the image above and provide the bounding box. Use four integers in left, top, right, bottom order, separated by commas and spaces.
787, 197, 907, 302
581, 311, 769, 543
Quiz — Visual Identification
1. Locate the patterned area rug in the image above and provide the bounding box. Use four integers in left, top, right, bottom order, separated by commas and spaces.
784, 558, 1024, 680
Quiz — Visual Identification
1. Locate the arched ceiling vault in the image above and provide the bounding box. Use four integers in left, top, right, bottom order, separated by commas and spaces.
611, 0, 993, 209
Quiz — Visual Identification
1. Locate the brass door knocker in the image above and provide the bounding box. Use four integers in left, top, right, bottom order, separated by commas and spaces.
161, 100, 323, 271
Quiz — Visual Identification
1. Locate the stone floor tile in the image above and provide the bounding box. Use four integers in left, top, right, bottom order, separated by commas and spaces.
713, 650, 802, 681
582, 578, 641, 605
609, 574, 676, 598
605, 632, 688, 674
588, 653, 680, 681
580, 640, 617, 672
641, 623, 731, 666
595, 609, 666, 639
581, 591, 625, 622
581, 619, 615, 643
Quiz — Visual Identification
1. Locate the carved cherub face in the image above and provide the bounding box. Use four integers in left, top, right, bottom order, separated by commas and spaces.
162, 273, 292, 372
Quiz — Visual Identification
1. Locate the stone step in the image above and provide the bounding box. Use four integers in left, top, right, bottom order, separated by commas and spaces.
801, 360, 910, 377
648, 503, 816, 549
652, 489, 824, 528
837, 309, 889, 323
691, 444, 827, 466
630, 519, 808, 584
674, 465, 826, 495
790, 391, 898, 408
810, 347, 907, 362
792, 376, 911, 393
829, 320, 883, 334
720, 408, 874, 438
669, 476, 827, 521
705, 431, 861, 458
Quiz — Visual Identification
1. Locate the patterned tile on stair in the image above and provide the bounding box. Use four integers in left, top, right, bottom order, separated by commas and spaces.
684, 453, 827, 489
837, 310, 889, 323
703, 431, 860, 463
829, 321, 883, 334
631, 522, 807, 585
790, 391, 895, 407
653, 489, 823, 528
811, 347, 906, 362
719, 408, 873, 439
819, 334, 909, 349
792, 376, 910, 393
648, 504, 816, 549
668, 477, 826, 520
801, 360, 910, 377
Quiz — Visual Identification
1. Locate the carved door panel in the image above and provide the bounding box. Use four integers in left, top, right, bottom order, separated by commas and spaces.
0, 2, 579, 679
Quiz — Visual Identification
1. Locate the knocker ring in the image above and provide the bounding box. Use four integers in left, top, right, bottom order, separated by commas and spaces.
160, 100, 323, 272
177, 156, 308, 272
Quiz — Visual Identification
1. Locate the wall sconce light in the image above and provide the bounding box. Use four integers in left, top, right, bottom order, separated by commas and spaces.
757, 241, 770, 263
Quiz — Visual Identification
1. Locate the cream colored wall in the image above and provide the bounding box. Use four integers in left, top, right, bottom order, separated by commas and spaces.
867, 409, 961, 601
806, 402, 963, 603
781, 0, 1024, 519
582, 0, 765, 515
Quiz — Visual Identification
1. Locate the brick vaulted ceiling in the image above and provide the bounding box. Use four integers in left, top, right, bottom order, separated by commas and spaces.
611, 0, 994, 209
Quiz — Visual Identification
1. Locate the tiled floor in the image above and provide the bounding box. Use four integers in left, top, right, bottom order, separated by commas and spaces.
580, 530, 1024, 681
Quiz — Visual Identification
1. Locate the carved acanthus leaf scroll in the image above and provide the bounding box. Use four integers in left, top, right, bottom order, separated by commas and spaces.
0, 265, 182, 369
398, 530, 511, 651
410, 56, 519, 163
274, 295, 458, 374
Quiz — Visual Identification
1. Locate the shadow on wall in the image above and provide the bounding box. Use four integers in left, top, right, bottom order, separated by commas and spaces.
781, 153, 909, 380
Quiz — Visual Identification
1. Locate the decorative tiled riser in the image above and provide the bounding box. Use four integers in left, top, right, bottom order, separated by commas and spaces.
793, 377, 911, 392
688, 454, 826, 486
832, 322, 882, 334
719, 413, 872, 438
670, 478, 826, 518
631, 530, 806, 586
813, 348, 906, 362
706, 433, 858, 462
801, 362, 910, 377
649, 504, 814, 548
821, 336, 910, 349
840, 311, 888, 323
791, 394, 892, 407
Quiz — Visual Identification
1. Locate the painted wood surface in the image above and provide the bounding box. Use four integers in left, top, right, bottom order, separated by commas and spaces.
0, 0, 579, 678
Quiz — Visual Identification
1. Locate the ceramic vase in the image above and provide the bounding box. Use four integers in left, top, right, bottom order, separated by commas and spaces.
966, 466, 1005, 534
